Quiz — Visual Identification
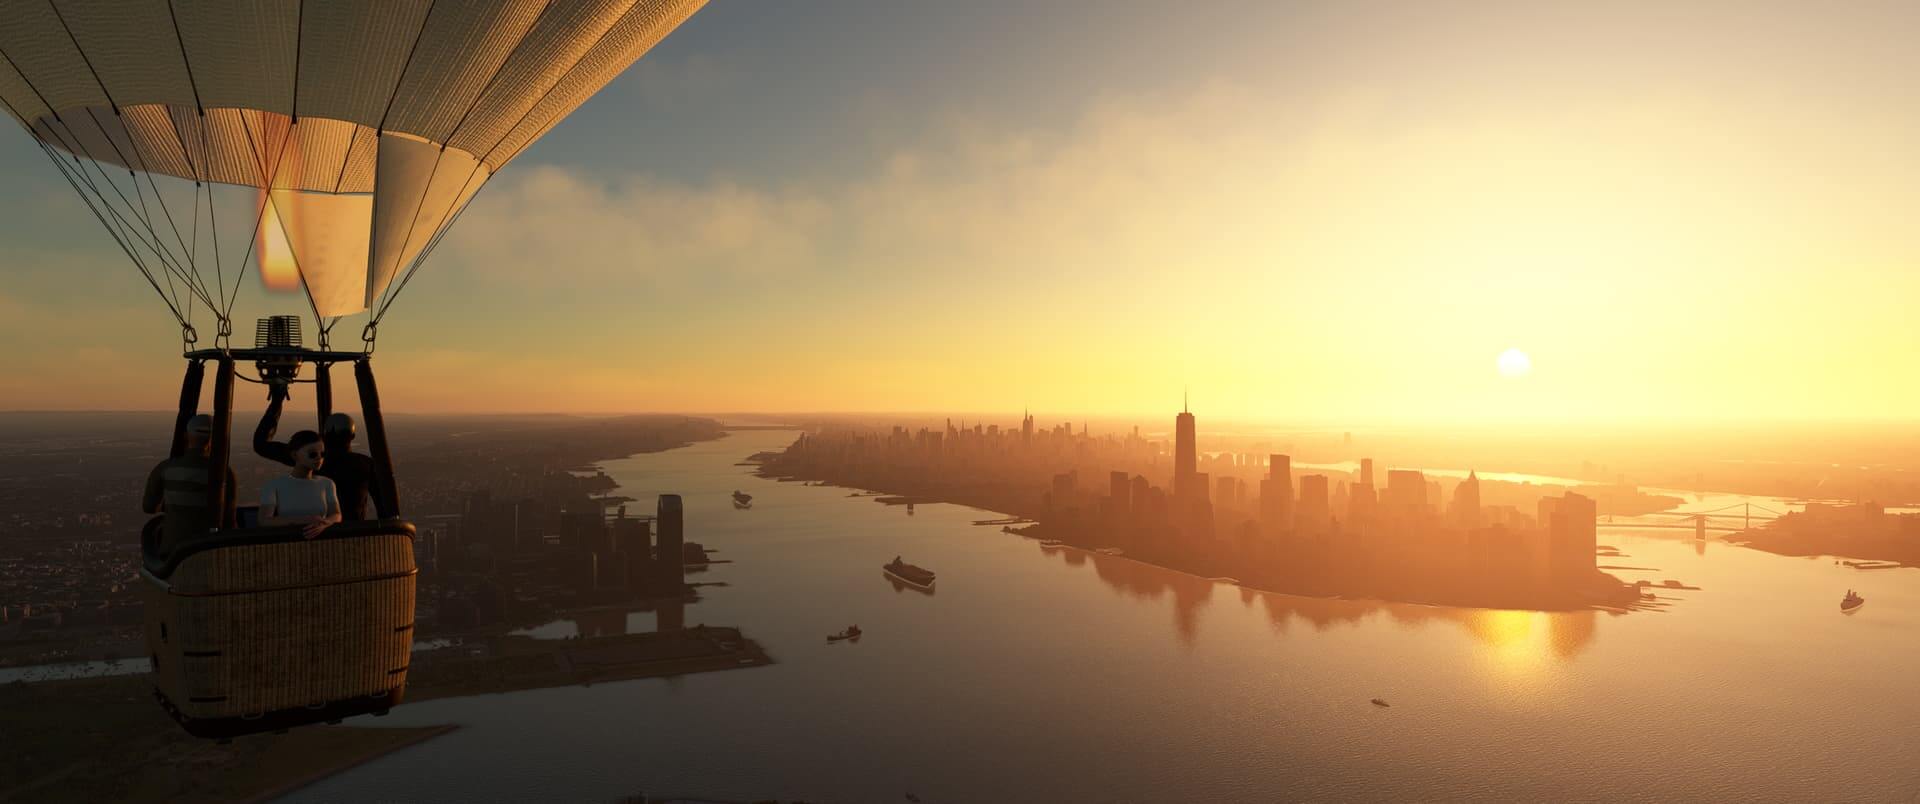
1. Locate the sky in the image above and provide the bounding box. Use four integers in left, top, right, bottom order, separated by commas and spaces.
2, 0, 1919, 423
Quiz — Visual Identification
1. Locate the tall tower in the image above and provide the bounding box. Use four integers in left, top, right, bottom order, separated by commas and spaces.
1261, 453, 1293, 531
1453, 471, 1482, 528
1021, 408, 1034, 448
656, 494, 684, 591
1296, 475, 1331, 534
1174, 395, 1197, 502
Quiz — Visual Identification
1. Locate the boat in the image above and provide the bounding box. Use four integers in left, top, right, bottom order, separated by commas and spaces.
827, 626, 863, 642
1371, 698, 1391, 708
1038, 539, 1064, 547
883, 557, 936, 590
732, 490, 753, 505
1841, 591, 1865, 612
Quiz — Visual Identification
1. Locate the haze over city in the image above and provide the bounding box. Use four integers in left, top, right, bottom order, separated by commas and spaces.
5, 2, 1920, 803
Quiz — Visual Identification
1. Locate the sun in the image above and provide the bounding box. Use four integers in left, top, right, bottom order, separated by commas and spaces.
1497, 348, 1532, 377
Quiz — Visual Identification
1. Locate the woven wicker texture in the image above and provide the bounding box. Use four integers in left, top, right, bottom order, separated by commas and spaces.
145, 532, 417, 719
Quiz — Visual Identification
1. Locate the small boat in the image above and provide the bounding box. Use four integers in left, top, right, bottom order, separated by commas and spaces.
827, 626, 863, 642
1038, 539, 1064, 547
883, 557, 936, 590
1371, 698, 1391, 708
1841, 591, 1865, 612
906, 503, 915, 515
732, 490, 753, 504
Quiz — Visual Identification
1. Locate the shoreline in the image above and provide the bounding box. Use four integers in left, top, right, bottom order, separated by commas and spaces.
2, 627, 772, 803
762, 470, 1646, 614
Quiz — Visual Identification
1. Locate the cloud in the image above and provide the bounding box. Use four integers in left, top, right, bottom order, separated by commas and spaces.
444, 168, 832, 289
438, 82, 1302, 300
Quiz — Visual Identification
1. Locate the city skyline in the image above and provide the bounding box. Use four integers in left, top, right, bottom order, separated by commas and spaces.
7, 4, 1920, 801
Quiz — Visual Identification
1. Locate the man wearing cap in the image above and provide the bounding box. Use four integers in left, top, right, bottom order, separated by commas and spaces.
142, 414, 238, 552
254, 387, 391, 521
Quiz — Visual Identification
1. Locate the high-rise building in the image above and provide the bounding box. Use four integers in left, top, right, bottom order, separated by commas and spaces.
1385, 469, 1428, 513
1110, 471, 1131, 511
1174, 404, 1197, 502
1347, 481, 1376, 531
1053, 471, 1078, 498
612, 506, 652, 593
1216, 475, 1237, 508
1359, 458, 1374, 487
1261, 454, 1293, 531
1452, 471, 1483, 528
1129, 474, 1150, 516
656, 494, 685, 590
1297, 475, 1331, 534
1540, 491, 1597, 577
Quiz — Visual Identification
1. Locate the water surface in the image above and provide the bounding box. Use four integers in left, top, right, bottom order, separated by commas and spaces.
289, 430, 1920, 803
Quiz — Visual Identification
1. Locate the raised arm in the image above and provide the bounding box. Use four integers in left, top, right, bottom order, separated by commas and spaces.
252, 387, 296, 466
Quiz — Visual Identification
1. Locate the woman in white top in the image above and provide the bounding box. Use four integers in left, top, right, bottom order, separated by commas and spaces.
260, 430, 341, 539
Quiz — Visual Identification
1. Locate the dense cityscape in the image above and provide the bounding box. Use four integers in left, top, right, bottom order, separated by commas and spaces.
0, 414, 730, 667
765, 405, 1655, 609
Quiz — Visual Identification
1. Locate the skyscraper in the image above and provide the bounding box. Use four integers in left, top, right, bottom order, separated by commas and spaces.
1260, 453, 1293, 531
1359, 458, 1374, 487
1385, 469, 1428, 512
1541, 491, 1597, 577
1297, 474, 1331, 534
1452, 471, 1483, 528
1110, 471, 1131, 512
656, 494, 685, 590
1174, 401, 1197, 502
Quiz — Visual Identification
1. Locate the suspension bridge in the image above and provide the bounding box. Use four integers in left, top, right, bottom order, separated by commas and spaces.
1597, 502, 1787, 535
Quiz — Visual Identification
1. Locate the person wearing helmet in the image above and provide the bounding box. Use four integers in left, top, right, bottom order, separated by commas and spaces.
142, 414, 238, 552
253, 386, 392, 521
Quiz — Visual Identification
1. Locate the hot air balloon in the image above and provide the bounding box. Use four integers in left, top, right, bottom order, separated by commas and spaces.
0, 0, 707, 739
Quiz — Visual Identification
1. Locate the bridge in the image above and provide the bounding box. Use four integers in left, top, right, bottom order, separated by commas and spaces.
1597, 503, 1786, 535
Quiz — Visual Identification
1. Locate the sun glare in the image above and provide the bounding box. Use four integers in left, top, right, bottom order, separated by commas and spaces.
1497, 348, 1532, 378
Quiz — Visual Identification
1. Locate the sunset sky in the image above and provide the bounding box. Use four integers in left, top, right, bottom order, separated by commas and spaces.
2, 0, 1918, 422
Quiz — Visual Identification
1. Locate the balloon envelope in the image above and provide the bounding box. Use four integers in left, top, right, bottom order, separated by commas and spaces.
0, 0, 705, 317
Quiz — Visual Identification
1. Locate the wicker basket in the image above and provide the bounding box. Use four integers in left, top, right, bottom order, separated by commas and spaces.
142, 520, 417, 738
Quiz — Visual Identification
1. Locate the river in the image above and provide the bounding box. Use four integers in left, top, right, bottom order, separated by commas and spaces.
282, 429, 1919, 802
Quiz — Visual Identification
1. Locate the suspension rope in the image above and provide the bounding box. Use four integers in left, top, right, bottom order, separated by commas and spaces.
31, 138, 189, 327
106, 108, 214, 307
371, 0, 619, 332
42, 114, 215, 311
31, 132, 189, 315
370, 161, 489, 326
0, 42, 201, 335
226, 112, 299, 322
372, 144, 450, 320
